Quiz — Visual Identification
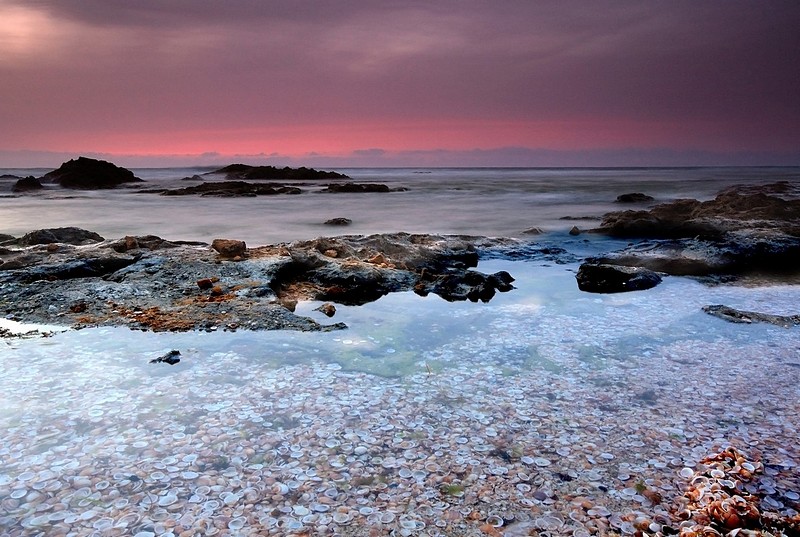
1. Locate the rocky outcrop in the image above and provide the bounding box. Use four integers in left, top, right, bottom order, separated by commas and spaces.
42, 157, 143, 189
589, 182, 800, 280
615, 193, 654, 203
0, 230, 521, 333
142, 181, 302, 197
212, 164, 349, 180
322, 183, 408, 193
12, 176, 43, 193
576, 263, 662, 293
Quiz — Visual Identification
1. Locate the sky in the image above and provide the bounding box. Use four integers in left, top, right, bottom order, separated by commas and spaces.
1, 0, 799, 167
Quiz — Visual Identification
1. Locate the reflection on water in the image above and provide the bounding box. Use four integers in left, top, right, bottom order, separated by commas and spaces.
1, 261, 799, 536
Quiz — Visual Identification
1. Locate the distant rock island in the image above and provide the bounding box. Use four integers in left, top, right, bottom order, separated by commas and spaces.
42, 156, 143, 189
212, 164, 349, 180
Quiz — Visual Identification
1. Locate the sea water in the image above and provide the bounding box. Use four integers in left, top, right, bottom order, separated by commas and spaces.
1, 168, 799, 535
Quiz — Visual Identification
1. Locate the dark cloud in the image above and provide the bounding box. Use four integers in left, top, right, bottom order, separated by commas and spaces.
1, 1, 798, 162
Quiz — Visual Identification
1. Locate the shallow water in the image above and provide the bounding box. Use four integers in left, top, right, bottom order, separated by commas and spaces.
1, 166, 799, 244
1, 259, 799, 535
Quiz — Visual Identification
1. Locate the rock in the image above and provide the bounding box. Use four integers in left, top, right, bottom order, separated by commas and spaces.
12, 176, 43, 193
150, 350, 181, 365
569, 226, 581, 236
615, 192, 654, 203
522, 227, 544, 235
196, 278, 214, 290
324, 218, 352, 226
42, 156, 143, 189
18, 227, 104, 246
211, 164, 349, 180
152, 181, 302, 197
315, 303, 337, 317
322, 183, 407, 193
702, 304, 800, 327
212, 239, 246, 258
576, 263, 662, 293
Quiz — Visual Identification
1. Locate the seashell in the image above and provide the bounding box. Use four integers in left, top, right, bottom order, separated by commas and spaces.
486, 514, 504, 527
228, 517, 246, 530
332, 511, 352, 524
680, 467, 695, 478
380, 512, 396, 524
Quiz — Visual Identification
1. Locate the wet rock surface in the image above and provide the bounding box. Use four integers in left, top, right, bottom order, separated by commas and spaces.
576, 263, 663, 293
0, 230, 541, 333
41, 156, 143, 189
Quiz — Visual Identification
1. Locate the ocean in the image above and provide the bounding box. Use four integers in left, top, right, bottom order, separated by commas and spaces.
1, 167, 799, 536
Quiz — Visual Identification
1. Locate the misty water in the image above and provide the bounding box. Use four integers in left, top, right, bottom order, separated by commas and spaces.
1, 167, 799, 535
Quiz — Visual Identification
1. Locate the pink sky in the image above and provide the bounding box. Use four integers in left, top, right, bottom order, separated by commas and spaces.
1, 1, 799, 167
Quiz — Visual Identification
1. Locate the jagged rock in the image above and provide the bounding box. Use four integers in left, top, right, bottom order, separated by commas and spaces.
615, 192, 654, 203
42, 157, 143, 189
322, 183, 407, 193
107, 235, 178, 252
211, 239, 246, 258
12, 176, 43, 193
324, 218, 352, 226
569, 226, 581, 236
576, 263, 662, 293
18, 227, 104, 246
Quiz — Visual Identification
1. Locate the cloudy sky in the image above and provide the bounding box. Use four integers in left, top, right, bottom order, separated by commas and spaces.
1, 0, 798, 167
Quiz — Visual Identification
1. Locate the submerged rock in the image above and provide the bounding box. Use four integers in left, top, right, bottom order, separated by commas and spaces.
702, 304, 800, 327
576, 263, 662, 293
42, 156, 143, 189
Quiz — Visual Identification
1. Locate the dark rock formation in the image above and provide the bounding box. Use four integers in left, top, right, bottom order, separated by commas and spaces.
145, 181, 302, 197
569, 226, 581, 236
12, 176, 43, 193
107, 235, 180, 253
703, 304, 800, 327
324, 218, 352, 226
615, 193, 654, 203
18, 227, 104, 246
322, 183, 408, 193
212, 164, 349, 180
42, 157, 143, 189
212, 239, 246, 258
576, 263, 662, 293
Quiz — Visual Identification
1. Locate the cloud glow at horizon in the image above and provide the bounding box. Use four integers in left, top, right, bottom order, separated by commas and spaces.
1, 0, 798, 166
